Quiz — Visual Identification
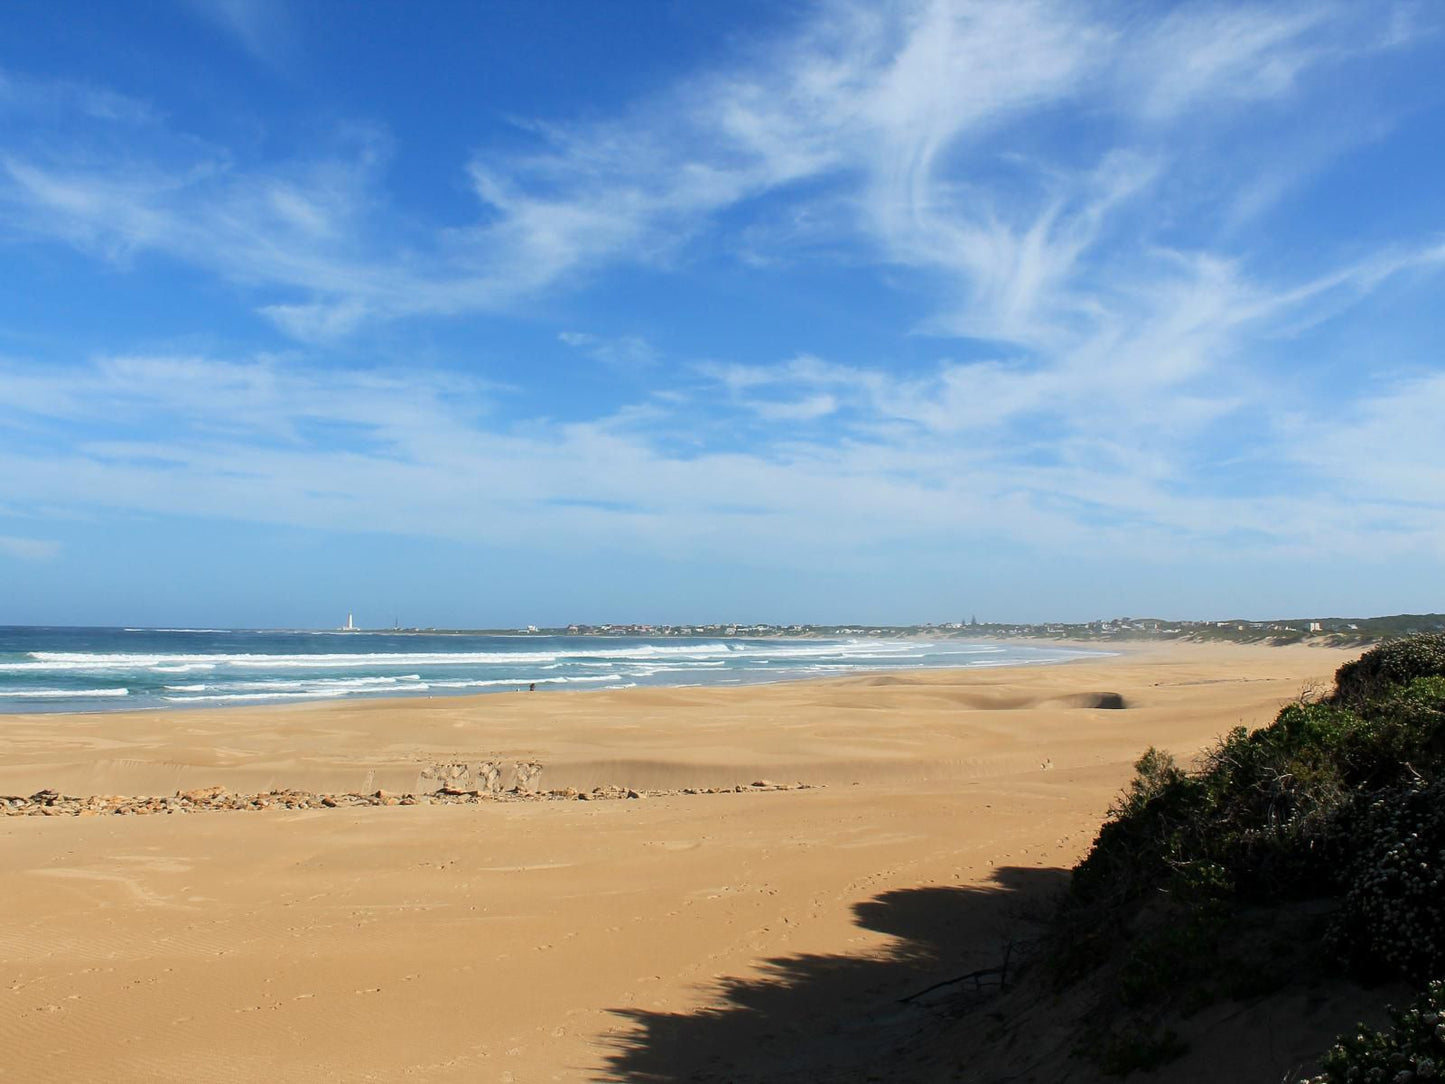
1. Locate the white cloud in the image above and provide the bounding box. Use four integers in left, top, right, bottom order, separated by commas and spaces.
0, 536, 60, 561
750, 393, 840, 422
1124, 5, 1343, 120
0, 67, 157, 125
262, 299, 372, 342
2, 1, 1415, 345
1, 335, 1441, 568
182, 0, 297, 65
1285, 372, 1445, 511
558, 332, 657, 370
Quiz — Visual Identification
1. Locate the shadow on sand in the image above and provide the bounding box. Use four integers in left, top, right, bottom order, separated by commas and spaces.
597, 866, 1070, 1083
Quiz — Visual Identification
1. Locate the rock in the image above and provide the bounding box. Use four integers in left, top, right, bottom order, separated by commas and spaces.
474, 762, 502, 793
751, 780, 777, 788
180, 785, 228, 804
576, 791, 591, 800
626, 789, 643, 799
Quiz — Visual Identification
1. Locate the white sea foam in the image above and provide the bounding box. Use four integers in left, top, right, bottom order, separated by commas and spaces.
1, 634, 1099, 712
124, 628, 229, 633
164, 683, 431, 703
429, 674, 615, 689
0, 687, 130, 698
16, 645, 747, 670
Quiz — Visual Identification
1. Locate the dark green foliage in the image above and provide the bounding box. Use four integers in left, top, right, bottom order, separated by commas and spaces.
1083, 1025, 1188, 1077
1304, 980, 1445, 1083
1115, 898, 1227, 1011
1333, 778, 1445, 983
1049, 635, 1445, 1075
1068, 747, 1202, 907
1332, 634, 1445, 710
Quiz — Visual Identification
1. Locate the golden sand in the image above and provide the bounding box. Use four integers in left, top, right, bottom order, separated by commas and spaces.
0, 641, 1360, 1081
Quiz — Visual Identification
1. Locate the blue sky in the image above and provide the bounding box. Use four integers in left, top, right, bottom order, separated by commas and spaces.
2, 0, 1444, 628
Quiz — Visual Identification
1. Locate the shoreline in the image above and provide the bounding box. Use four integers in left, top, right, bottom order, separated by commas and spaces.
0, 639, 1364, 1082
2, 629, 1361, 720
0, 631, 1100, 717
0, 640, 1346, 800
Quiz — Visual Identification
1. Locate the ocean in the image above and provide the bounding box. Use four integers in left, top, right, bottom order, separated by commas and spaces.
0, 626, 1101, 713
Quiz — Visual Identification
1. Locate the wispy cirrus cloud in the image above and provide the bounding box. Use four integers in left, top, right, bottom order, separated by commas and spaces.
181, 0, 298, 65
1, 1, 1442, 594
2, 312, 1442, 571
558, 332, 658, 371
0, 0, 1428, 347
1122, 4, 1347, 120
0, 535, 60, 561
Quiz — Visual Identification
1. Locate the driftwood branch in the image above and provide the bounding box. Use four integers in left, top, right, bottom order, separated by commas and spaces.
898, 940, 1015, 1004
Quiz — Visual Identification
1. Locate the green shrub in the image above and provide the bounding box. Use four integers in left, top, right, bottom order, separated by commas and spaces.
1082, 1024, 1188, 1077
1332, 778, 1445, 982
1068, 747, 1203, 908
1333, 635, 1445, 710
1304, 980, 1445, 1083
1047, 635, 1445, 1075
1191, 715, 1353, 899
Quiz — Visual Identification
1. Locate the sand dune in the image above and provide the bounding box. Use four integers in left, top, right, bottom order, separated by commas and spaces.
0, 641, 1358, 1081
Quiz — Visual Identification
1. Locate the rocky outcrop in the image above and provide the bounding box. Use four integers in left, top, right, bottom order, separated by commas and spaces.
416, 759, 545, 793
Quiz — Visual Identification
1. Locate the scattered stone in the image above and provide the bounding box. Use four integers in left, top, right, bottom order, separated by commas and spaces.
180, 785, 228, 803
1, 777, 822, 817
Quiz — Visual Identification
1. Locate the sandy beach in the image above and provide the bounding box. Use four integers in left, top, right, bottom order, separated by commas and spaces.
0, 641, 1364, 1081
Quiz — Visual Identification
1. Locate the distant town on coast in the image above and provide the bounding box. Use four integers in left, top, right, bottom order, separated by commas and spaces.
377, 612, 1445, 646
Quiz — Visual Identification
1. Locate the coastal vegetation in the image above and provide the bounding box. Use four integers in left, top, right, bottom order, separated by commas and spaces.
1046, 634, 1445, 1078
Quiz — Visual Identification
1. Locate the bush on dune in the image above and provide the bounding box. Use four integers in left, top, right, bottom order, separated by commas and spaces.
1049, 635, 1445, 1076
1304, 981, 1445, 1084
1331, 633, 1445, 710
1334, 778, 1445, 984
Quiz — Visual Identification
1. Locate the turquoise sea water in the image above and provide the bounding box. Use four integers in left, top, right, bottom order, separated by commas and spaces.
0, 627, 1104, 713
